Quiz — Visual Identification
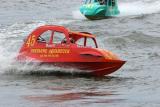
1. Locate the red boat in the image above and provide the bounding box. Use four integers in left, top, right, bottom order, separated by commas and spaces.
17, 25, 125, 76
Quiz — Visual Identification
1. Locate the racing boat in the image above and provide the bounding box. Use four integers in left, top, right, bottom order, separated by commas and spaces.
17, 25, 125, 76
80, 0, 120, 20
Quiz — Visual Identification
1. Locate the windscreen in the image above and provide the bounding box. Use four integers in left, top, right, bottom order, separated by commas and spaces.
76, 37, 97, 48
84, 0, 97, 4
86, 38, 97, 48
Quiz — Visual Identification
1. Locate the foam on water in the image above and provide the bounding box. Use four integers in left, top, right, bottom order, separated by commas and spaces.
72, 10, 86, 20
119, 0, 160, 16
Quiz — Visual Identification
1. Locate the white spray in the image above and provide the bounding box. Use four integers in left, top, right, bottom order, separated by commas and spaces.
119, 0, 160, 16
0, 20, 82, 75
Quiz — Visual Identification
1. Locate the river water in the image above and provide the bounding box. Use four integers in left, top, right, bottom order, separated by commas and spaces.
0, 0, 160, 107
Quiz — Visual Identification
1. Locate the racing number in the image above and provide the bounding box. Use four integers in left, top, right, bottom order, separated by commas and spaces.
26, 35, 36, 47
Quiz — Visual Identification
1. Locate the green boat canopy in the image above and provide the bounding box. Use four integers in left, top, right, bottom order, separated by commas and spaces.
80, 0, 120, 20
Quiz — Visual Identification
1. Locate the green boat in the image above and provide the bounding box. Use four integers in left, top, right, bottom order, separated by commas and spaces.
80, 0, 120, 20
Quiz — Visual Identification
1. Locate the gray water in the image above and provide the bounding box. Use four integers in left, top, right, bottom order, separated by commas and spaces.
0, 0, 160, 107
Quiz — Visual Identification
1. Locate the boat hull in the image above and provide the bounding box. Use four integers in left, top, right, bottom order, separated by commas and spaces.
84, 15, 112, 20
38, 61, 126, 77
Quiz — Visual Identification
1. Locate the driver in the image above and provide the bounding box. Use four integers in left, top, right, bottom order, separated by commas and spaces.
69, 38, 75, 43
98, 0, 105, 5
61, 37, 75, 44
61, 38, 67, 44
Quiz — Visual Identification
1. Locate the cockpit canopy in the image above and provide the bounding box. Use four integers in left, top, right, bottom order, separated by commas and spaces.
83, 0, 116, 6
69, 31, 98, 48
27, 25, 98, 49
83, 0, 98, 4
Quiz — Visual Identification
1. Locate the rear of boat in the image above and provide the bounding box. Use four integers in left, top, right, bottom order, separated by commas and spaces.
105, 0, 120, 16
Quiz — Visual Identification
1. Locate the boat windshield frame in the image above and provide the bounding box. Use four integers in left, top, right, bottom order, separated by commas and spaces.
76, 37, 98, 48
84, 0, 97, 4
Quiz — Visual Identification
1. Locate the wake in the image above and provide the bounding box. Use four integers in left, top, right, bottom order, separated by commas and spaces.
119, 0, 160, 16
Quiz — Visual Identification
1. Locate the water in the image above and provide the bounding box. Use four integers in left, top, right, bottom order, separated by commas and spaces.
0, 0, 160, 107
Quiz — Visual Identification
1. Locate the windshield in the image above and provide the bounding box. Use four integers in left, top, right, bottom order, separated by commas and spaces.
86, 38, 97, 48
76, 37, 98, 48
84, 0, 97, 4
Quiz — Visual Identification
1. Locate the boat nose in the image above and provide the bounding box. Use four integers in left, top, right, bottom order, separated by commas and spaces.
117, 60, 126, 67
121, 60, 126, 64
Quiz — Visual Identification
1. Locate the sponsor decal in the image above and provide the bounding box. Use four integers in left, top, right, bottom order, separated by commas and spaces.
31, 48, 70, 58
